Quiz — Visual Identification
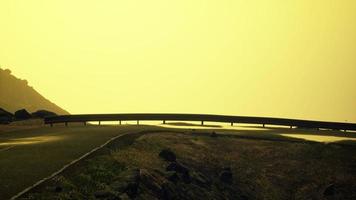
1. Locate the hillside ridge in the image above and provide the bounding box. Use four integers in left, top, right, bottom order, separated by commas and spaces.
0, 67, 69, 115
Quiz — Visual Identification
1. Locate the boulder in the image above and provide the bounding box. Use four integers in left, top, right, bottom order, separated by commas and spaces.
210, 131, 217, 137
32, 110, 57, 118
14, 109, 32, 120
54, 186, 63, 193
166, 162, 189, 174
125, 182, 139, 198
159, 149, 176, 162
219, 168, 233, 184
0, 108, 13, 117
323, 184, 335, 196
0, 108, 13, 124
181, 171, 192, 184
165, 171, 179, 183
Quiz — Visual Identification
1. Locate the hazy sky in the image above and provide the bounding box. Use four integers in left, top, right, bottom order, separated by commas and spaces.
1, 0, 355, 122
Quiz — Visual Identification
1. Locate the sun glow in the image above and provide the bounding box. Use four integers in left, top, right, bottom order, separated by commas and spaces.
0, 136, 63, 146
1, 0, 356, 122
280, 134, 356, 143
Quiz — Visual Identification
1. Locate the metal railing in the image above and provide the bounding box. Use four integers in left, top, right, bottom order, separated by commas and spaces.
44, 113, 356, 131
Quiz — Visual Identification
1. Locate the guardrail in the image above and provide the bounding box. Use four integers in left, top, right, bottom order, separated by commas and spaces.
44, 113, 356, 131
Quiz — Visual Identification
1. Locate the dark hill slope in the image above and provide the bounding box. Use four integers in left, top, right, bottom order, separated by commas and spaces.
0, 68, 69, 115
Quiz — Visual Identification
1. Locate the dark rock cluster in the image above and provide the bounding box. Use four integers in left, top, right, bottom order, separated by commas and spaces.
0, 107, 58, 124
210, 131, 218, 137
32, 110, 57, 118
53, 149, 241, 200
219, 167, 233, 184
159, 148, 176, 162
14, 109, 32, 120
0, 108, 14, 124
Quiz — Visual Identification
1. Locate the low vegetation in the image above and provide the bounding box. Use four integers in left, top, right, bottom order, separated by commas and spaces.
21, 129, 356, 200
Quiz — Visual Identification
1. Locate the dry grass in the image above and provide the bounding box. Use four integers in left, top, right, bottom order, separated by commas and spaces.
112, 132, 356, 199
17, 128, 356, 200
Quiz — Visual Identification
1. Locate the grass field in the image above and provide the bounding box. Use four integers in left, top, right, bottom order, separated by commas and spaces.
9, 125, 356, 200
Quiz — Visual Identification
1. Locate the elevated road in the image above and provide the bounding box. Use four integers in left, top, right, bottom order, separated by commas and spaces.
45, 113, 356, 131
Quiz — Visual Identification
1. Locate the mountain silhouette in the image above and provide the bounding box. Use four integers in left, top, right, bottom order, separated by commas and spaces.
0, 67, 69, 115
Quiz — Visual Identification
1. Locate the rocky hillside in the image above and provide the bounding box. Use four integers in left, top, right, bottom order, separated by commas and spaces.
0, 67, 69, 115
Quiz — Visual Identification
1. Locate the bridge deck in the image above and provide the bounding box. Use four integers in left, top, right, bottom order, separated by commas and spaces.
44, 114, 356, 131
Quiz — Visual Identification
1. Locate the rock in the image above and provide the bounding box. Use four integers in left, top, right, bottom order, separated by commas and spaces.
165, 171, 179, 183
0, 108, 13, 124
210, 131, 217, 137
14, 109, 32, 120
54, 186, 62, 193
159, 149, 176, 162
223, 167, 231, 171
166, 162, 189, 174
165, 165, 191, 184
0, 117, 12, 124
125, 182, 139, 198
181, 172, 192, 184
32, 110, 57, 118
241, 195, 249, 200
323, 184, 335, 196
220, 168, 233, 184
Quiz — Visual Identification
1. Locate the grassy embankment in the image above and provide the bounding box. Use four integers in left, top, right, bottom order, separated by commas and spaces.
20, 127, 356, 200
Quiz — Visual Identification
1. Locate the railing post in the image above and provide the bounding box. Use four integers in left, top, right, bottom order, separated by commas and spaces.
263, 124, 265, 128
137, 120, 139, 125
99, 121, 101, 125
231, 122, 233, 126
119, 120, 121, 125
163, 120, 166, 124
201, 121, 204, 125
84, 121, 87, 126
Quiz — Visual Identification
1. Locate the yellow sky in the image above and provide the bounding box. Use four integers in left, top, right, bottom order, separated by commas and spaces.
1, 0, 355, 122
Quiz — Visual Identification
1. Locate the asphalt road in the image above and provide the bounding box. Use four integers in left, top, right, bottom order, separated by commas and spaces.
0, 125, 146, 199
